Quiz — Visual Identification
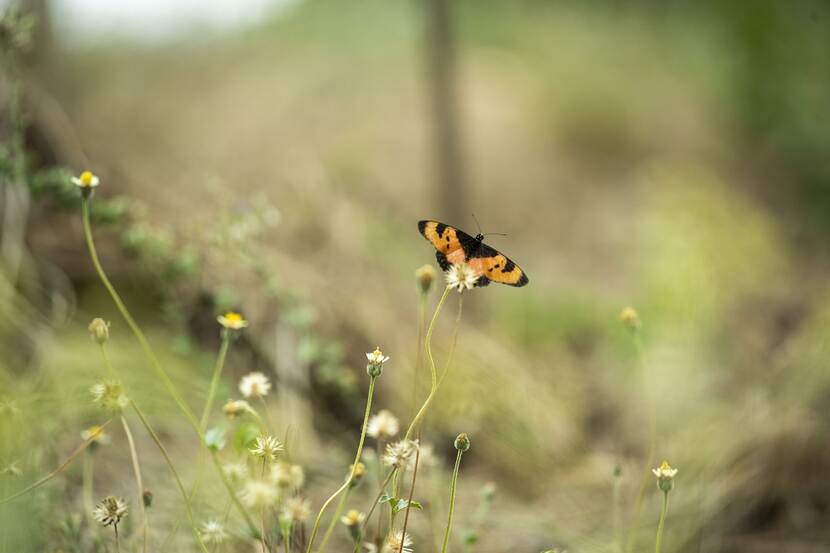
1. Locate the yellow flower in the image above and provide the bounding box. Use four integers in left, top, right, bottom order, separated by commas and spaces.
217, 311, 249, 330
340, 509, 365, 527
72, 170, 100, 189
81, 425, 111, 445
619, 307, 641, 330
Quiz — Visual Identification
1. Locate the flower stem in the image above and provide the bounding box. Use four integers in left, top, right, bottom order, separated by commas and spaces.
200, 333, 231, 433
398, 438, 422, 553
440, 449, 464, 553
306, 375, 377, 553
81, 198, 200, 434
130, 401, 210, 553
82, 451, 95, 530
121, 415, 149, 553
654, 491, 669, 553
437, 292, 463, 388
317, 485, 352, 552
0, 419, 112, 505
360, 468, 397, 533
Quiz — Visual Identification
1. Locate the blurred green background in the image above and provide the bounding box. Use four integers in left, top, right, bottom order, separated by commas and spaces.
2, 0, 830, 551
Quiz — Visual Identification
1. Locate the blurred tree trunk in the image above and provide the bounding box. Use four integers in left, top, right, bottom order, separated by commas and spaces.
424, 0, 465, 224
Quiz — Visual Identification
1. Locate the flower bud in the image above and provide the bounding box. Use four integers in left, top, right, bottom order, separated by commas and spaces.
88, 318, 110, 345
619, 307, 641, 332
454, 432, 471, 452
143, 489, 153, 508
415, 264, 436, 295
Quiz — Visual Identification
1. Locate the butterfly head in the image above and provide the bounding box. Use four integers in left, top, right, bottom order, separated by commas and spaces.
474, 233, 484, 242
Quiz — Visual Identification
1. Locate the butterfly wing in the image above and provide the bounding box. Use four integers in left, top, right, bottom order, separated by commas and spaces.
418, 220, 529, 287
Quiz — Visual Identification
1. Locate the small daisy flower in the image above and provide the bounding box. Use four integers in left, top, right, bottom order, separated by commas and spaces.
271, 462, 305, 489
652, 460, 678, 492
367, 410, 400, 440
217, 311, 249, 331
241, 479, 278, 508
93, 496, 128, 527
341, 509, 366, 527
249, 435, 283, 462
223, 399, 253, 418
222, 462, 249, 482
382, 530, 413, 553
90, 381, 129, 411
200, 520, 227, 544
446, 262, 478, 292
239, 372, 271, 398
280, 496, 311, 522
366, 347, 390, 377
382, 439, 418, 469
88, 318, 110, 344
72, 170, 100, 190
81, 425, 111, 451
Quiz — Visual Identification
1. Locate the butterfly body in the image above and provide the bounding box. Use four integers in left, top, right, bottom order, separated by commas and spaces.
418, 220, 529, 287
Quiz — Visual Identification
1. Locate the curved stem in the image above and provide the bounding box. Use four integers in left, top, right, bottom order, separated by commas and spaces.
440, 450, 464, 553
306, 376, 377, 553
121, 415, 148, 553
317, 486, 352, 552
81, 198, 200, 434
654, 491, 669, 553
437, 292, 463, 388
131, 401, 210, 553
200, 333, 231, 432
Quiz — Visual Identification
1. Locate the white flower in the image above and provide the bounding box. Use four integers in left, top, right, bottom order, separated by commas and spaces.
249, 435, 283, 461
341, 509, 365, 526
281, 496, 311, 522
652, 460, 678, 479
239, 372, 271, 398
382, 530, 413, 553
241, 479, 278, 508
222, 462, 249, 482
271, 462, 305, 489
366, 347, 390, 365
382, 439, 418, 469
217, 311, 249, 330
446, 262, 478, 292
93, 496, 128, 527
367, 409, 400, 440
72, 170, 100, 189
200, 520, 227, 544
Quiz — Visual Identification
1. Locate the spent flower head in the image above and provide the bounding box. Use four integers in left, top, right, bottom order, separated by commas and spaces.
652, 460, 678, 492
367, 409, 400, 440
454, 432, 471, 452
217, 311, 249, 331
90, 381, 129, 412
241, 479, 278, 508
383, 531, 413, 553
281, 496, 311, 523
88, 318, 110, 345
249, 435, 283, 462
446, 262, 478, 292
239, 372, 271, 398
93, 496, 128, 527
223, 399, 253, 419
271, 461, 305, 489
222, 462, 249, 482
382, 439, 418, 469
415, 264, 436, 294
200, 520, 227, 544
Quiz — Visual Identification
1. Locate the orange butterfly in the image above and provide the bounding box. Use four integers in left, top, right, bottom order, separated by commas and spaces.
418, 220, 529, 287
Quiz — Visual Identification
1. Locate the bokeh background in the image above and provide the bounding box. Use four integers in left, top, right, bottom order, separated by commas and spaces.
2, 0, 830, 551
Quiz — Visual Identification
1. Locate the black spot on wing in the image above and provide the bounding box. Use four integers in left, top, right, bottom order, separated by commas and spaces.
474, 275, 490, 287
435, 251, 451, 271
435, 222, 447, 238
515, 272, 529, 286
418, 220, 429, 236
501, 259, 516, 273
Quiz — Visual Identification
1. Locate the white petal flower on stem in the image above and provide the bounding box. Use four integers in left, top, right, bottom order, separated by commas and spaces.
239, 372, 271, 398
366, 347, 390, 365
367, 409, 400, 440
382, 439, 418, 469
217, 311, 249, 330
249, 435, 283, 462
72, 170, 100, 189
445, 262, 478, 292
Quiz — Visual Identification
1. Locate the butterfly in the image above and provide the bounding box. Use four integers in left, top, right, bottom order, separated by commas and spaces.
418, 220, 529, 287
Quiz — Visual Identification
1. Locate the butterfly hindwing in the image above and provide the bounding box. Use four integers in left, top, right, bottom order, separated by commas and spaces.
418, 219, 529, 287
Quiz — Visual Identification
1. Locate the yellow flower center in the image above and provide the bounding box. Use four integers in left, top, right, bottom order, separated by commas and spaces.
225, 312, 242, 321
660, 460, 671, 471
80, 171, 95, 186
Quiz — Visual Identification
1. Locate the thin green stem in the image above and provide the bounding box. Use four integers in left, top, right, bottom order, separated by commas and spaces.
81, 198, 200, 434
306, 376, 377, 553
437, 292, 463, 388
404, 285, 452, 442
114, 523, 121, 553
121, 415, 148, 553
398, 438, 422, 553
613, 469, 623, 553
82, 450, 95, 528
654, 491, 669, 553
361, 468, 396, 534
130, 401, 210, 553
626, 332, 656, 553
440, 449, 464, 553
201, 334, 231, 432
317, 486, 352, 552
0, 419, 112, 505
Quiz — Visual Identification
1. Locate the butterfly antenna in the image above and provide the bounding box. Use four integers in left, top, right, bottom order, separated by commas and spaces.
471, 212, 483, 235
483, 232, 509, 238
